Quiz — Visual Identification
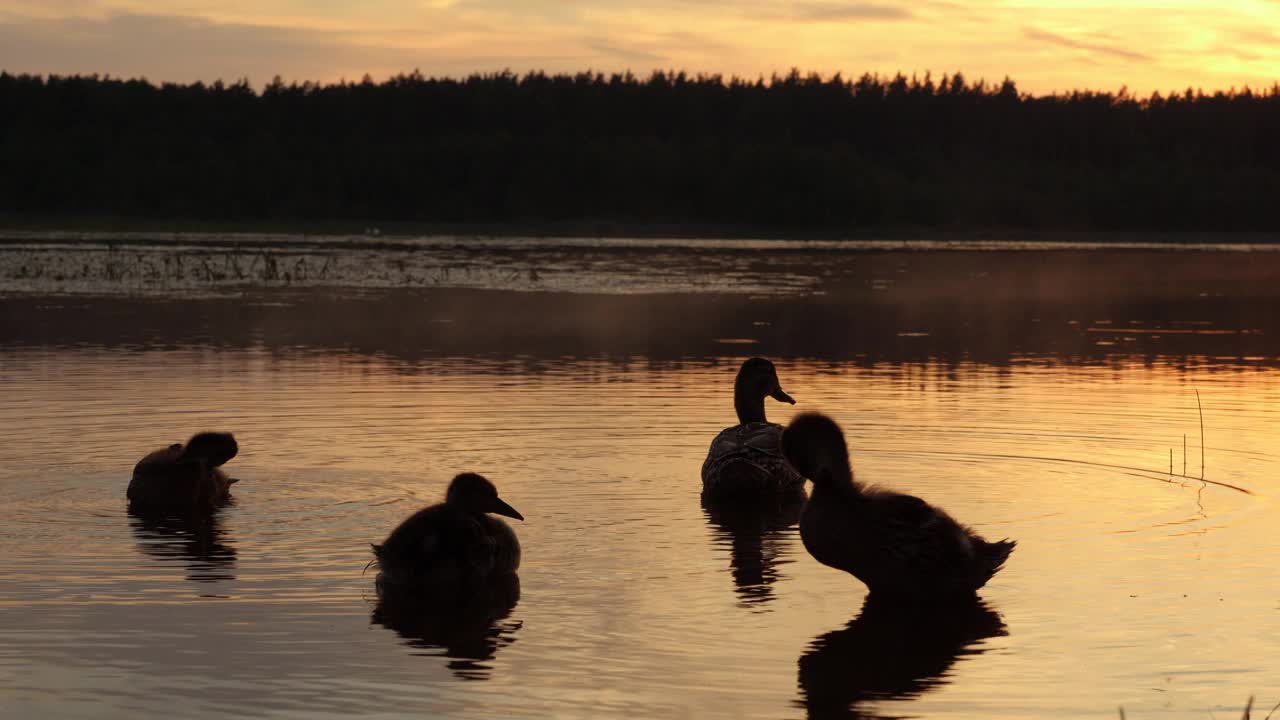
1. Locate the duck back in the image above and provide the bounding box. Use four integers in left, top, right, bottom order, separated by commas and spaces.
375, 504, 521, 588
702, 422, 805, 500
802, 485, 1014, 599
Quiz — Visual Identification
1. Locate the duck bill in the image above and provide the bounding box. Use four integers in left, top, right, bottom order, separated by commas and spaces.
771, 387, 796, 405
491, 497, 525, 521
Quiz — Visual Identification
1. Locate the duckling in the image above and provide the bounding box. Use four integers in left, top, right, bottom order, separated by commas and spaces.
372, 473, 523, 589
127, 432, 239, 510
702, 357, 805, 501
782, 413, 1015, 599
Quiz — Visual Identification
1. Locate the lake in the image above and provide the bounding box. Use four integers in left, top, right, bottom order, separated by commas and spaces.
1, 234, 1278, 718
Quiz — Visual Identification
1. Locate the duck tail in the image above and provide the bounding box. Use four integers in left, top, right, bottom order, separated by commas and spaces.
363, 544, 383, 575
982, 538, 1017, 578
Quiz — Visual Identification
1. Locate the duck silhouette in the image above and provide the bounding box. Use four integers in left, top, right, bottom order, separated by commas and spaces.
702, 495, 804, 609
702, 358, 805, 501
127, 432, 240, 510
372, 473, 523, 590
798, 594, 1007, 719
782, 413, 1015, 600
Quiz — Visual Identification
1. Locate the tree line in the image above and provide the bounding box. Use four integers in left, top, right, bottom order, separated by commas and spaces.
2, 70, 1278, 233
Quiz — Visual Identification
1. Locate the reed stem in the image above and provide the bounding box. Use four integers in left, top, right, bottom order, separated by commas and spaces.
1196, 389, 1205, 480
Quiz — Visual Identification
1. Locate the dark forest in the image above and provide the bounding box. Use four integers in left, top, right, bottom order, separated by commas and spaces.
2, 70, 1278, 234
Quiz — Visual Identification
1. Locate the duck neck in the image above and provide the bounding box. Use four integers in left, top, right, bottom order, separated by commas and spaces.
813, 458, 861, 499
734, 379, 766, 424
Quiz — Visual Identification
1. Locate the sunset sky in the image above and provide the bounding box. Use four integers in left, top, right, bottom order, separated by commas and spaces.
1, 0, 1278, 94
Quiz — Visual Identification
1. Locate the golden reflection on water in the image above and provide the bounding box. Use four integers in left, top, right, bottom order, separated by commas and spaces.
1, 341, 1278, 718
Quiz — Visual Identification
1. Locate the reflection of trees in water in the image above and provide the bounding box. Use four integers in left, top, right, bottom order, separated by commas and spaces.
702, 495, 805, 610
797, 595, 1007, 719
372, 573, 522, 681
127, 503, 237, 583
6, 249, 1280, 369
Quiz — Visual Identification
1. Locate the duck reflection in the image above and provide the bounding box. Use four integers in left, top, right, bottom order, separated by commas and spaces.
798, 595, 1007, 719
372, 573, 522, 681
702, 494, 805, 610
127, 503, 237, 583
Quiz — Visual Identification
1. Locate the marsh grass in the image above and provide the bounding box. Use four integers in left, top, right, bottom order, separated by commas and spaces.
0, 245, 470, 291
1120, 697, 1280, 719
1164, 389, 1210, 486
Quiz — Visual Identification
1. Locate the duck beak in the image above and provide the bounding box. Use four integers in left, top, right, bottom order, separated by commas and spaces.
491, 497, 524, 521
771, 387, 796, 405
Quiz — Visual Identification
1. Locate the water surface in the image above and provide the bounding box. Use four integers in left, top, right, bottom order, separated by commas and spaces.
1, 236, 1278, 718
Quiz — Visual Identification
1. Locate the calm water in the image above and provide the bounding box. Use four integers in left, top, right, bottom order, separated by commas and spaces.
2, 236, 1279, 718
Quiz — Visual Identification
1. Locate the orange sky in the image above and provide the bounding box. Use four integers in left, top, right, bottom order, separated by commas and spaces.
1, 1, 1278, 93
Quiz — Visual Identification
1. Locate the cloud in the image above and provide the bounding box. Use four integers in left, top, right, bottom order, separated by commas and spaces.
1226, 27, 1280, 48
583, 39, 665, 64
1023, 27, 1152, 63
444, 0, 913, 25
1197, 28, 1280, 68
0, 12, 577, 83
0, 13, 397, 81
658, 30, 733, 54
791, 2, 912, 21
440, 0, 588, 23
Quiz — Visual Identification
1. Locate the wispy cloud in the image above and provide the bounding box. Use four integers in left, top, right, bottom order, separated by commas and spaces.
791, 2, 912, 21
1023, 27, 1152, 63
1197, 27, 1280, 69
583, 39, 665, 64
1226, 27, 1280, 48
0, 12, 570, 82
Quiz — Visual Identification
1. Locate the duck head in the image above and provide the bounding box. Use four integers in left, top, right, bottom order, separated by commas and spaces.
734, 357, 795, 424
782, 413, 855, 489
445, 473, 524, 521
183, 432, 239, 467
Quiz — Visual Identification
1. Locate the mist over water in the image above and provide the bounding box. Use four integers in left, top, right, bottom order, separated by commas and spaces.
2, 236, 1277, 718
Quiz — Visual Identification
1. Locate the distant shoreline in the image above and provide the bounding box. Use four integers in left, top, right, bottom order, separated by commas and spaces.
9, 74, 1279, 235
3, 218, 1280, 248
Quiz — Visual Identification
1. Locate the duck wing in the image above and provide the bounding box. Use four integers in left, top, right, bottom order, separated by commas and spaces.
864, 492, 979, 592
132, 443, 185, 475
702, 423, 803, 496
378, 504, 523, 587
475, 514, 521, 575
128, 444, 210, 507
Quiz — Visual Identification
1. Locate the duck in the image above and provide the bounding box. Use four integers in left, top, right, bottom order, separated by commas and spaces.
127, 432, 240, 510
781, 412, 1015, 599
701, 357, 805, 501
372, 473, 523, 590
